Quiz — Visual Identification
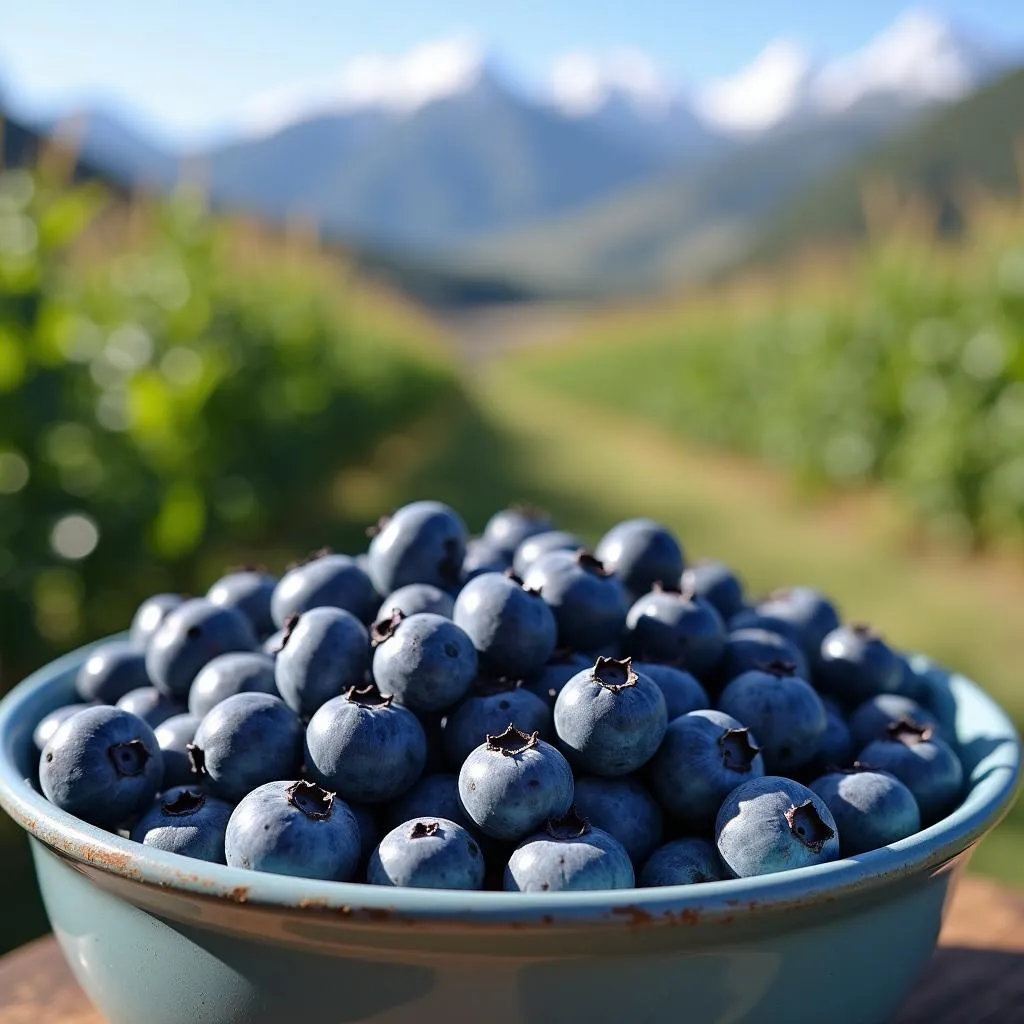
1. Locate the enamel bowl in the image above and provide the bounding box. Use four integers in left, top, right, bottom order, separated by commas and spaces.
0, 637, 1019, 1024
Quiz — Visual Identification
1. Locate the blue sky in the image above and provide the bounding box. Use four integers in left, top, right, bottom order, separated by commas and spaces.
2, 1, 1023, 144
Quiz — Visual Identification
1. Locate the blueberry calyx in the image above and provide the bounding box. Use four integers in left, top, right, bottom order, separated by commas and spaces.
286, 779, 335, 821
759, 659, 798, 678
471, 674, 523, 697
186, 743, 207, 776
485, 723, 539, 756
886, 717, 934, 745
274, 613, 301, 654
545, 808, 591, 840
785, 800, 835, 853
850, 623, 880, 640
107, 739, 151, 778
345, 681, 394, 709
410, 820, 441, 839
286, 546, 333, 571
651, 579, 683, 595
366, 515, 391, 539
592, 656, 638, 693
186, 625, 203, 640
162, 789, 206, 816
370, 609, 405, 647
718, 727, 760, 772
503, 569, 525, 585
228, 562, 267, 574
511, 502, 548, 520
575, 551, 611, 578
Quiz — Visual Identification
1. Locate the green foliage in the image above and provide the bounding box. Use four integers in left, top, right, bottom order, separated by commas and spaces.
0, 168, 458, 677
514, 224, 1024, 548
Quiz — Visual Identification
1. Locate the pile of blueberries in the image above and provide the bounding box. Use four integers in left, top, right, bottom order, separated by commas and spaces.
33, 502, 965, 893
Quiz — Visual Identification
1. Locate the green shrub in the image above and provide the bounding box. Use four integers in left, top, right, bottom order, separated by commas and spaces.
0, 169, 458, 679
515, 220, 1024, 548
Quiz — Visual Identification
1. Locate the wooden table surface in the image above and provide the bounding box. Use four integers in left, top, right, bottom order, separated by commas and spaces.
0, 875, 1021, 1022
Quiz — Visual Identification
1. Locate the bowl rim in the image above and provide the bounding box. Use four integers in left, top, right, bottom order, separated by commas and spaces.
1, 636, 1019, 929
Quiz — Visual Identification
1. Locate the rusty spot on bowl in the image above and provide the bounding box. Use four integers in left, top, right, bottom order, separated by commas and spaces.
298, 898, 329, 911
363, 907, 394, 922
611, 905, 654, 927
227, 886, 250, 904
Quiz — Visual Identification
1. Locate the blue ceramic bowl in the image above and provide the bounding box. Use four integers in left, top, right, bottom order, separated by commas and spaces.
0, 638, 1019, 1024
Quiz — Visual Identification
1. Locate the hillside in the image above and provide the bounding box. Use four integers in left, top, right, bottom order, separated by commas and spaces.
458, 104, 906, 294
747, 64, 1024, 263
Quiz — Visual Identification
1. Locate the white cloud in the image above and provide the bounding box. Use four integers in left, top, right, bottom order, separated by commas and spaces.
815, 8, 980, 111
549, 48, 679, 118
693, 39, 815, 133
240, 34, 486, 136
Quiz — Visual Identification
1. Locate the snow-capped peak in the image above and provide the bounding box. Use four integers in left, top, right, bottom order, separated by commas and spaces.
693, 39, 815, 133
815, 9, 991, 112
242, 35, 490, 136
549, 49, 680, 119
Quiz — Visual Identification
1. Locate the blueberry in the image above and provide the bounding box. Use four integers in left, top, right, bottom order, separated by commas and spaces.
848, 694, 941, 750
632, 662, 710, 719
378, 583, 455, 620
512, 530, 582, 578
462, 538, 511, 580
715, 776, 841, 877
523, 550, 627, 654
808, 709, 856, 775
129, 593, 183, 650
39, 706, 163, 829
371, 611, 477, 713
262, 630, 285, 659
305, 682, 427, 803
892, 652, 928, 703
190, 692, 303, 803
680, 561, 746, 622
368, 817, 485, 890
650, 709, 765, 830
442, 679, 552, 769
483, 506, 554, 560
146, 598, 257, 700
453, 571, 557, 679
857, 721, 964, 824
640, 837, 725, 887
810, 768, 921, 856
188, 652, 278, 718
271, 552, 379, 628
554, 657, 667, 776
383, 773, 475, 834
349, 802, 380, 867
130, 786, 233, 863
625, 589, 726, 677
33, 704, 89, 752
717, 628, 810, 686
717, 661, 827, 773
225, 779, 361, 881
458, 724, 574, 842
116, 687, 186, 728
76, 641, 150, 705
753, 588, 841, 660
274, 607, 370, 718
726, 610, 806, 651
366, 501, 468, 594
595, 518, 684, 601
208, 568, 278, 637
154, 713, 202, 789
817, 624, 903, 706
522, 650, 591, 709
572, 776, 664, 866
504, 811, 634, 891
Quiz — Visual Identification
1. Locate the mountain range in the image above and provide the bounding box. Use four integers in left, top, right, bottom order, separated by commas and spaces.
14, 10, 1019, 295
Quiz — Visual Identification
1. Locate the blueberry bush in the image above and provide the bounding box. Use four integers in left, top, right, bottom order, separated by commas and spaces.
0, 166, 459, 678
514, 215, 1024, 549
